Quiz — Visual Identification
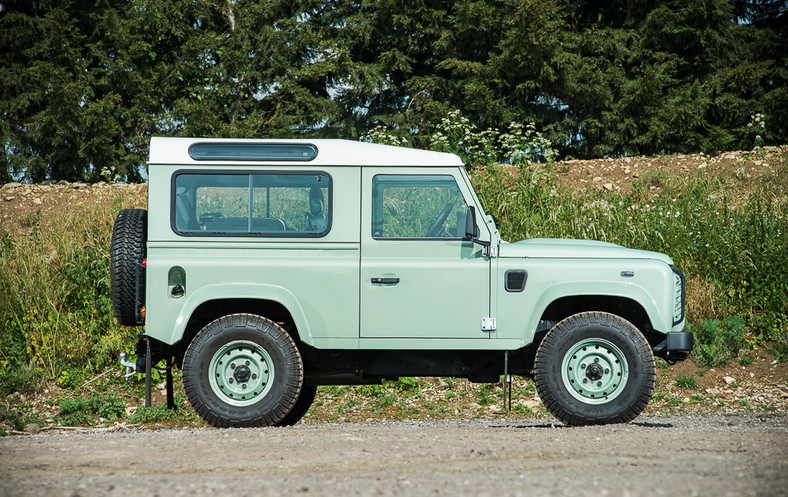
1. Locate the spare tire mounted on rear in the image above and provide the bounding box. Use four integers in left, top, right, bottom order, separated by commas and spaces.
110, 208, 147, 326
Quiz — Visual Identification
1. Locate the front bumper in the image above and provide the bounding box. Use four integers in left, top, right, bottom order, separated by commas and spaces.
652, 332, 694, 363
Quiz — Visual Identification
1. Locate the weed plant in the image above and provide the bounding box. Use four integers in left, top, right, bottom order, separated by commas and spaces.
674, 374, 699, 389
0, 191, 143, 395
58, 392, 126, 426
688, 317, 746, 368
128, 394, 198, 424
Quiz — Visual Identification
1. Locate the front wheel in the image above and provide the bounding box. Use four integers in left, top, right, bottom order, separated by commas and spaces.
534, 312, 655, 426
275, 384, 317, 427
182, 314, 303, 427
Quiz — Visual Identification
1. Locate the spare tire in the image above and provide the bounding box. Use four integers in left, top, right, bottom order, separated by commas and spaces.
110, 209, 147, 326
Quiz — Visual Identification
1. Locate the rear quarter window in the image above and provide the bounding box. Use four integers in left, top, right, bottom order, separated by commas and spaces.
172, 171, 331, 237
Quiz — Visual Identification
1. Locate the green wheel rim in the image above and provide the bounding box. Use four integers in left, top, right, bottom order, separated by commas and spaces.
208, 340, 274, 407
561, 338, 628, 405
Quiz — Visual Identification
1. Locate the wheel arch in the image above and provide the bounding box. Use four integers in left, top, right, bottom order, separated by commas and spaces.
163, 284, 313, 361
539, 295, 654, 336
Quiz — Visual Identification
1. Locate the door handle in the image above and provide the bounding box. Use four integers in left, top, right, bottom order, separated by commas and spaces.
371, 277, 400, 284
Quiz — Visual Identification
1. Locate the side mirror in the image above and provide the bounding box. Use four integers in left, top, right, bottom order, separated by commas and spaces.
465, 206, 477, 239
465, 205, 492, 252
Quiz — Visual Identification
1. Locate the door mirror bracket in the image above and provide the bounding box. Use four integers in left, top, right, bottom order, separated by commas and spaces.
465, 206, 496, 257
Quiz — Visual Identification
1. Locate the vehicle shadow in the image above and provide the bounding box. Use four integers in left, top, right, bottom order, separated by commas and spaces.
489, 420, 674, 429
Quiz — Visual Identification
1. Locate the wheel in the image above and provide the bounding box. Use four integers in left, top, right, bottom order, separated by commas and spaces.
275, 384, 317, 426
425, 202, 455, 237
534, 311, 655, 426
182, 314, 303, 427
110, 209, 147, 326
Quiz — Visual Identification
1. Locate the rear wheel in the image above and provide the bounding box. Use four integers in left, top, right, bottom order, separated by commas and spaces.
534, 311, 655, 426
182, 314, 303, 427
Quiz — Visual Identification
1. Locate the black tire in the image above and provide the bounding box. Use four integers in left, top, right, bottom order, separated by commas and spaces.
110, 209, 147, 326
274, 384, 317, 427
182, 314, 303, 428
534, 311, 655, 426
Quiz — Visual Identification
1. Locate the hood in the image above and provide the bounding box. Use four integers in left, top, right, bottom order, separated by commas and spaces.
498, 238, 674, 264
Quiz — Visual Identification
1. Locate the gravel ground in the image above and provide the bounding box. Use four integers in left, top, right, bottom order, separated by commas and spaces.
1, 413, 786, 497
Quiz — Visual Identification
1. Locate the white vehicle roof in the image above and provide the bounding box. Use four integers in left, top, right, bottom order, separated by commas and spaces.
148, 137, 464, 167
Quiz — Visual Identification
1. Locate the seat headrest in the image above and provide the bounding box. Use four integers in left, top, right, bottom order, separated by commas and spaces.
309, 186, 324, 216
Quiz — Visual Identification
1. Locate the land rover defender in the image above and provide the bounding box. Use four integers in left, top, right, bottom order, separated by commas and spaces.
111, 137, 692, 427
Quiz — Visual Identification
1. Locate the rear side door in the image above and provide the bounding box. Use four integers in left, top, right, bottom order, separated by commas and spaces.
359, 168, 491, 339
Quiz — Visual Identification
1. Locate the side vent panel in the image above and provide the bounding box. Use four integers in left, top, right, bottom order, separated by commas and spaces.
505, 270, 527, 293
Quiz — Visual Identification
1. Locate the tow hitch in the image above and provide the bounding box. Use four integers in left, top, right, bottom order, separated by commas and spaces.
119, 352, 137, 379
119, 334, 177, 410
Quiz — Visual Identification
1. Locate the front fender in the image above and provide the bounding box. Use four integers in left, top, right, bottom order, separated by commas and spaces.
510, 281, 670, 347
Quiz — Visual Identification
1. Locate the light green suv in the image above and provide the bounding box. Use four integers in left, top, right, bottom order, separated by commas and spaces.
111, 137, 692, 427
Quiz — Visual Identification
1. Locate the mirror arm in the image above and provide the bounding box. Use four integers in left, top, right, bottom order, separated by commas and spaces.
470, 237, 490, 248
464, 206, 494, 255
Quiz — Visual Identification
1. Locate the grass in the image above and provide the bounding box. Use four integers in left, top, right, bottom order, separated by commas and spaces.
674, 374, 699, 389
0, 189, 144, 395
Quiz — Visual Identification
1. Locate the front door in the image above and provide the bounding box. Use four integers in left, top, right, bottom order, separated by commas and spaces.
360, 168, 491, 339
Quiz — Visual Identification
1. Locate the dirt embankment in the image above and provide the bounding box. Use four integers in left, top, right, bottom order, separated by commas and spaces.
551, 146, 785, 194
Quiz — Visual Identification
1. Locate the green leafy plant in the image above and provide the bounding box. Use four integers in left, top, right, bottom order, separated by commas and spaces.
58, 397, 94, 426
58, 392, 127, 426
674, 374, 699, 389
689, 317, 746, 368
377, 394, 397, 408
93, 392, 126, 420
0, 407, 26, 432
738, 355, 754, 366
389, 377, 426, 392
130, 403, 177, 424
476, 384, 496, 406
56, 368, 85, 389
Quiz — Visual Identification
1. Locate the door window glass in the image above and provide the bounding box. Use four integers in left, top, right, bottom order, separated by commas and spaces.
372, 175, 467, 239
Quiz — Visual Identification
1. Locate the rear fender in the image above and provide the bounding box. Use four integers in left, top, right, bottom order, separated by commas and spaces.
163, 283, 312, 346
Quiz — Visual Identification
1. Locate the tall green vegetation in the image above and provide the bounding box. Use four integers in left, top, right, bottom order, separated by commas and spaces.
2, 0, 786, 182
0, 188, 144, 395
0, 0, 341, 182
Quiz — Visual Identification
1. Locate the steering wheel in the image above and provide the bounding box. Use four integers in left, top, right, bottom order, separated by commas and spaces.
425, 202, 455, 237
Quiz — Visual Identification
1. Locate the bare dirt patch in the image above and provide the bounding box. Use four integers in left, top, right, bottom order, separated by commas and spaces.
549, 146, 786, 196
0, 182, 146, 233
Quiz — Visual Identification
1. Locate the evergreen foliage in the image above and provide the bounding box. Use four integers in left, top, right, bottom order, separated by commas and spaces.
1, 0, 786, 181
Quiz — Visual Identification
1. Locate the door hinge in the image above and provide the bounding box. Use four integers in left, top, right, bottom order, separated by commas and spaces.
481, 317, 497, 332
482, 244, 497, 258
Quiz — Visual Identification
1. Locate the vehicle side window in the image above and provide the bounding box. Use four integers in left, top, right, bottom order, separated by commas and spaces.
173, 172, 330, 236
372, 175, 467, 239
